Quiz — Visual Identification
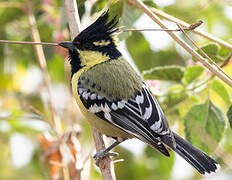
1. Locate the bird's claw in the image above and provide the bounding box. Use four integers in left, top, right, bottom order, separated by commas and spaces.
93, 150, 119, 166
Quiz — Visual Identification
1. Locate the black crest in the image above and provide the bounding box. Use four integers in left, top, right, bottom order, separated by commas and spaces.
69, 10, 121, 76
73, 10, 118, 45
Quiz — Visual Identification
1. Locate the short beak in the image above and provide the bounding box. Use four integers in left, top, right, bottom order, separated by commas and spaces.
58, 41, 74, 50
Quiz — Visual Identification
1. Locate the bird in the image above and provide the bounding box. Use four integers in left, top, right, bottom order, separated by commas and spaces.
59, 10, 220, 176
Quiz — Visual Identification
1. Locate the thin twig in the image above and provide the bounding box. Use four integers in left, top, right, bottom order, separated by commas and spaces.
220, 52, 232, 68
0, 2, 23, 9
131, 0, 232, 87
147, 6, 232, 51
122, 20, 203, 32
186, 76, 214, 91
91, 130, 116, 180
63, 0, 116, 180
63, 0, 81, 39
0, 21, 203, 46
0, 40, 58, 46
26, 0, 68, 179
185, 53, 232, 92
49, 160, 66, 167
26, 0, 62, 134
177, 24, 232, 83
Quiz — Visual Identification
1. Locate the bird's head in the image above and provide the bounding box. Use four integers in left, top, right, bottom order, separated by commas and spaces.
59, 11, 121, 76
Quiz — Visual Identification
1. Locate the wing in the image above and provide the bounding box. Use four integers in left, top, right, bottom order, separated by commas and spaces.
78, 81, 175, 155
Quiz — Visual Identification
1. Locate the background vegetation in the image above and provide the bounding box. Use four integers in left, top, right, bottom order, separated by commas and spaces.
0, 0, 232, 179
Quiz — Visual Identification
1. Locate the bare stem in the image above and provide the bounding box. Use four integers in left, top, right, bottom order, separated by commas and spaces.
122, 20, 203, 32
0, 2, 23, 9
131, 0, 232, 87
63, 0, 81, 39
26, 0, 62, 134
0, 40, 58, 46
220, 52, 232, 67
149, 7, 232, 51
177, 24, 232, 83
26, 1, 70, 179
63, 0, 116, 179
91, 130, 116, 180
0, 20, 202, 46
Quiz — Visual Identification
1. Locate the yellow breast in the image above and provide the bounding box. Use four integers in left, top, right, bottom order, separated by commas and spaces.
71, 71, 133, 138
78, 50, 110, 67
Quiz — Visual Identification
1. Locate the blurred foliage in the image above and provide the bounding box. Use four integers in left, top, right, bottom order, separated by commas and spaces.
184, 99, 225, 153
227, 105, 232, 129
143, 65, 184, 82
0, 0, 232, 180
183, 65, 204, 84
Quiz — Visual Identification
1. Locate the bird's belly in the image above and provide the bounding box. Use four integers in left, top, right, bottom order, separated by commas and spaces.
72, 72, 132, 138
77, 95, 132, 138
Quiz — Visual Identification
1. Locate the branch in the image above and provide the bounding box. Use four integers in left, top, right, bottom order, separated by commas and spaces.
127, 0, 232, 50
122, 20, 203, 32
63, 0, 81, 39
149, 6, 232, 51
26, 1, 70, 179
0, 40, 58, 46
177, 24, 232, 82
92, 130, 116, 180
63, 0, 116, 180
130, 0, 232, 87
0, 2, 23, 9
26, 0, 62, 134
0, 21, 202, 46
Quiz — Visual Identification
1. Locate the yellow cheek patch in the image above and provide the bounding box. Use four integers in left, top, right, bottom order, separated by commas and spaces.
93, 40, 111, 46
78, 50, 110, 67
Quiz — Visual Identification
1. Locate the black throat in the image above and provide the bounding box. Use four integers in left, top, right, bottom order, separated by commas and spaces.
69, 45, 122, 78
69, 49, 83, 78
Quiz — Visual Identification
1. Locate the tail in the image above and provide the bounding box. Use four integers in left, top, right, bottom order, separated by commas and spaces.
172, 132, 220, 176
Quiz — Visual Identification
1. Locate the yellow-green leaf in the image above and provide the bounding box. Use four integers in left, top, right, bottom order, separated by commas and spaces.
183, 65, 204, 84
227, 105, 232, 129
211, 80, 231, 106
143, 66, 184, 82
194, 43, 219, 62
184, 100, 225, 153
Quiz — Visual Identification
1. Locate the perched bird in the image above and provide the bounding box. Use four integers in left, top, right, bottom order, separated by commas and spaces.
59, 11, 220, 175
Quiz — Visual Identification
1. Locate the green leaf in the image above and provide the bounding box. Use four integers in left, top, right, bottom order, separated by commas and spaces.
184, 100, 225, 153
183, 65, 204, 84
143, 65, 184, 82
108, 1, 123, 19
126, 32, 154, 72
194, 43, 219, 62
90, 0, 123, 17
218, 46, 231, 58
119, 1, 142, 40
78, 4, 86, 19
227, 105, 232, 129
143, 0, 157, 8
90, 0, 106, 15
0, 8, 24, 27
211, 80, 231, 106
163, 85, 188, 107
126, 32, 185, 72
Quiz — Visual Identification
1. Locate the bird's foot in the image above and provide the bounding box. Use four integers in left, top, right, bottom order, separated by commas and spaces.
93, 150, 119, 166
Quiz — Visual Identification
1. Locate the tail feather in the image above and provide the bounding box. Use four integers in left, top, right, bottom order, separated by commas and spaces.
171, 132, 220, 175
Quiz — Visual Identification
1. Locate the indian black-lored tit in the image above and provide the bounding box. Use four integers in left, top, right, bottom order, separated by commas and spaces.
59, 11, 220, 176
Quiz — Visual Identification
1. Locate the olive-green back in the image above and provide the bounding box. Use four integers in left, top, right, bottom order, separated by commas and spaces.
79, 57, 142, 100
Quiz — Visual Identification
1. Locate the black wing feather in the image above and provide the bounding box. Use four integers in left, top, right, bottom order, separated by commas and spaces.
78, 81, 174, 155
